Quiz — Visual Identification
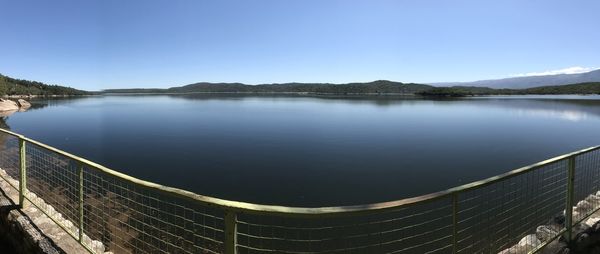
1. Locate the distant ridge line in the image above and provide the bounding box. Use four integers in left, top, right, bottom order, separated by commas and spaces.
430, 69, 600, 89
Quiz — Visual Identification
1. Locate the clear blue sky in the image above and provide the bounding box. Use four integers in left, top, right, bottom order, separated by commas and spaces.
1, 0, 599, 90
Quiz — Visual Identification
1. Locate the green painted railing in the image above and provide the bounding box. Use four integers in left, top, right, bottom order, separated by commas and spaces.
0, 127, 598, 253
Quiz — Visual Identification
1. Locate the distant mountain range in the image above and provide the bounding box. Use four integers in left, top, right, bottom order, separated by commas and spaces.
3, 69, 600, 97
104, 80, 600, 96
103, 69, 600, 95
431, 69, 600, 89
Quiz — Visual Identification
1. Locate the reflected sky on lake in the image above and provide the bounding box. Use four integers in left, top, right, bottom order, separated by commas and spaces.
513, 109, 588, 122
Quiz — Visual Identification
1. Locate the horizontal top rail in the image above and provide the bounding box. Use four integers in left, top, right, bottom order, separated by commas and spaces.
0, 127, 598, 217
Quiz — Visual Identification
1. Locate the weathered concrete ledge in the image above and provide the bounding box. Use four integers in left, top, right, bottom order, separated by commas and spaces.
0, 189, 64, 254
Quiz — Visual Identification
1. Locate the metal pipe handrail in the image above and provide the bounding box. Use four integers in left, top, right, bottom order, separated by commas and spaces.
2, 127, 599, 254
0, 127, 598, 217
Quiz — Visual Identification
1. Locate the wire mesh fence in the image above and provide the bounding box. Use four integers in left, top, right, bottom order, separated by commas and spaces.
237, 198, 454, 254
0, 133, 20, 189
26, 141, 81, 235
82, 167, 225, 253
573, 150, 600, 224
456, 159, 568, 253
0, 128, 599, 254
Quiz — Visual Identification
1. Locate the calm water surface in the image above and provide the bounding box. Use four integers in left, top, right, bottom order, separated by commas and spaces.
3, 94, 600, 206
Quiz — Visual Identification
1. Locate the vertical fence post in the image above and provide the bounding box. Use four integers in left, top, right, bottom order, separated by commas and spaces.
224, 210, 238, 254
565, 156, 576, 242
78, 163, 84, 243
18, 137, 26, 208
452, 192, 458, 254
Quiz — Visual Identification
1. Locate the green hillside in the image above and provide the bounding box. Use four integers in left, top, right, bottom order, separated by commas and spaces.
523, 82, 600, 94
0, 74, 88, 96
103, 80, 600, 97
417, 82, 600, 96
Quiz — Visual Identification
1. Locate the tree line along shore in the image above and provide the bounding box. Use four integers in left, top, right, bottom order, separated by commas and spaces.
2, 73, 600, 98
0, 74, 87, 97
104, 80, 600, 96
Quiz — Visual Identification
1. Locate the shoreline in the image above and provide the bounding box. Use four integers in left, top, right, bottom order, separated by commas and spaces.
1, 94, 93, 99
100, 91, 600, 97
1, 92, 598, 100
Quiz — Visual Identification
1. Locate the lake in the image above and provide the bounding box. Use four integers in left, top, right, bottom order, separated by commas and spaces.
2, 94, 600, 207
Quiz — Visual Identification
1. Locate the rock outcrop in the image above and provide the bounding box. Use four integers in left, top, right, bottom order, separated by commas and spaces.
0, 99, 19, 112
16, 99, 31, 109
0, 99, 31, 115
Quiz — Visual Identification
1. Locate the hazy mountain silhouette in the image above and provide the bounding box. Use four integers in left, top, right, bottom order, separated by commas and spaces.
431, 69, 600, 89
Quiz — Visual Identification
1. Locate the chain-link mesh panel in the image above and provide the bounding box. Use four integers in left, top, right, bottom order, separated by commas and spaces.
573, 149, 600, 224
457, 160, 567, 253
0, 132, 20, 192
237, 198, 454, 254
83, 167, 225, 254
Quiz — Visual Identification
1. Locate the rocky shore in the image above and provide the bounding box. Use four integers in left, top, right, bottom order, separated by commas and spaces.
0, 98, 31, 116
3, 95, 78, 99
500, 191, 600, 254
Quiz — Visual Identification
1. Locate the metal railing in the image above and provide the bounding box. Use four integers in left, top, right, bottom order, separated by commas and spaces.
0, 127, 598, 253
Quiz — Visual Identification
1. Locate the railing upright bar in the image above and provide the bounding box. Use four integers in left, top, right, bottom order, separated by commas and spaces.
78, 163, 84, 243
565, 156, 576, 242
224, 211, 238, 254
452, 193, 458, 254
18, 137, 26, 208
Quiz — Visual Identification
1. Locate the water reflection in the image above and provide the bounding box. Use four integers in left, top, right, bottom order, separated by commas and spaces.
0, 110, 18, 118
514, 109, 588, 122
170, 93, 600, 116
0, 116, 8, 130
466, 98, 600, 121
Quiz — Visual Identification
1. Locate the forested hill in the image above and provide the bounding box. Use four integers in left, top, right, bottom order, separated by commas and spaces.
417, 82, 600, 96
104, 80, 600, 96
0, 74, 88, 96
3, 73, 598, 97
523, 82, 600, 94
105, 80, 434, 94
